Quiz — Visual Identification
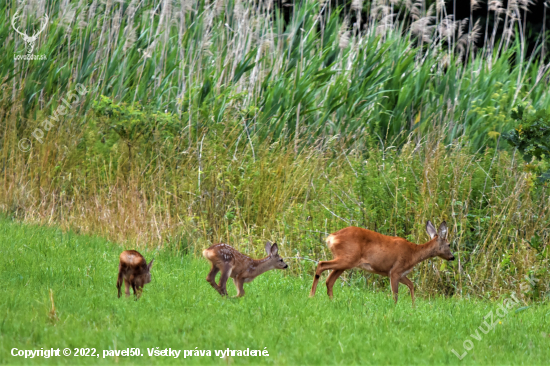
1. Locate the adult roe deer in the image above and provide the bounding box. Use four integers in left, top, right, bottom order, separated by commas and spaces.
203, 242, 288, 297
309, 221, 454, 305
116, 250, 154, 299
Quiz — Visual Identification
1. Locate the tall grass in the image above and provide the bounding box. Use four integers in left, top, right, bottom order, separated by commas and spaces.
1, 119, 549, 298
2, 0, 550, 148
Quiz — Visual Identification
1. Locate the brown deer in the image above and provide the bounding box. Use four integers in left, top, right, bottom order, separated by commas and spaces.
203, 242, 288, 297
310, 221, 454, 305
116, 250, 154, 299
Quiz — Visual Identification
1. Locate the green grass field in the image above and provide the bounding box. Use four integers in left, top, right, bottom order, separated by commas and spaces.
1, 218, 549, 365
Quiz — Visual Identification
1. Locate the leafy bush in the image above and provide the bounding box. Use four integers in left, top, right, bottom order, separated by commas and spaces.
503, 106, 550, 183
91, 96, 183, 164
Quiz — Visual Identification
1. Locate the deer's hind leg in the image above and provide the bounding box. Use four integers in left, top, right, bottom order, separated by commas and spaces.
218, 264, 231, 296
206, 263, 224, 295
325, 269, 345, 299
310, 259, 350, 297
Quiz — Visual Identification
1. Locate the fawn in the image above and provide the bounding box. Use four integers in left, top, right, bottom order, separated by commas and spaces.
116, 250, 154, 299
202, 242, 288, 297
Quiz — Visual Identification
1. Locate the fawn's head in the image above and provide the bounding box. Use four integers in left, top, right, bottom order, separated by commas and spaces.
135, 259, 155, 287
426, 221, 455, 261
265, 242, 288, 269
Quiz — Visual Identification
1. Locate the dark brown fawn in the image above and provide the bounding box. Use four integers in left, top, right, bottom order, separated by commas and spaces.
310, 221, 454, 305
203, 242, 288, 297
116, 250, 154, 299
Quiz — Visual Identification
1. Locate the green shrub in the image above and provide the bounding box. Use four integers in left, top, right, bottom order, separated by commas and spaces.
503, 106, 550, 183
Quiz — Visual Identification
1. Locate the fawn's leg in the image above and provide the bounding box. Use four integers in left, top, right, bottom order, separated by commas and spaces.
116, 268, 123, 298
233, 278, 245, 297
206, 264, 222, 294
124, 279, 131, 297
218, 265, 231, 296
131, 282, 138, 300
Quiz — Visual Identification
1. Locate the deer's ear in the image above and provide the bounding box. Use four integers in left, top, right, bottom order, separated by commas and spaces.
426, 221, 437, 239
438, 221, 448, 240
265, 241, 272, 254
147, 259, 154, 271
270, 243, 279, 256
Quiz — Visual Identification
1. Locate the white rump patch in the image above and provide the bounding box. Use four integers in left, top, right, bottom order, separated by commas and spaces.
202, 249, 214, 260
326, 235, 335, 250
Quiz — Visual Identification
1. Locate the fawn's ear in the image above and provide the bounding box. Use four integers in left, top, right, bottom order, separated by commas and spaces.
265, 241, 272, 255
426, 221, 437, 239
147, 259, 154, 271
270, 243, 279, 256
438, 221, 448, 240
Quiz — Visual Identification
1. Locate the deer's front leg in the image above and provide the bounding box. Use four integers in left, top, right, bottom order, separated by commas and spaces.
124, 279, 131, 297
116, 271, 123, 298
390, 272, 400, 304
399, 276, 415, 307
233, 277, 245, 297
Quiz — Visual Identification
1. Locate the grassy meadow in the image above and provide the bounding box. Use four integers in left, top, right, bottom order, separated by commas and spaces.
1, 218, 550, 365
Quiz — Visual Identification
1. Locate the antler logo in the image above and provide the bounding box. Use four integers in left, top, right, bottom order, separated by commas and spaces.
11, 10, 49, 56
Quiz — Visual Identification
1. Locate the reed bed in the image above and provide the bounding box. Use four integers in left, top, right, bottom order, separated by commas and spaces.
2, 0, 550, 148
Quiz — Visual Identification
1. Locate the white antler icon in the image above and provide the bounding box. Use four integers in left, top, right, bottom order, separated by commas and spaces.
11, 10, 49, 55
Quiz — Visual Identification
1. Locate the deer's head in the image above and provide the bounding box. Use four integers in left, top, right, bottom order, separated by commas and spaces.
264, 242, 289, 270
426, 220, 455, 261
